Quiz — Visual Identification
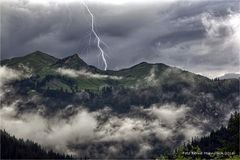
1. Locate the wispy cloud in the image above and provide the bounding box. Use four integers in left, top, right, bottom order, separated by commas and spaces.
0, 66, 21, 87
56, 68, 122, 79
0, 66, 30, 98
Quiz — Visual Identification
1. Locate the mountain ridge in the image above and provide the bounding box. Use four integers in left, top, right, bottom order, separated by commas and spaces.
2, 51, 169, 72
1, 51, 58, 72
51, 53, 89, 70
0, 51, 214, 91
1, 51, 209, 80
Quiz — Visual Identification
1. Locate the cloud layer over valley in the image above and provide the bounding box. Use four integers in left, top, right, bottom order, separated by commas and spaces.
0, 100, 204, 158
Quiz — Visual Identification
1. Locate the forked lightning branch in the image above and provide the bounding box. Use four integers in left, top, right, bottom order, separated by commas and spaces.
81, 0, 108, 71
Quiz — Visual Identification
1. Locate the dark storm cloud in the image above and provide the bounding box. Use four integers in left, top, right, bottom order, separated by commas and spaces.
169, 0, 238, 20
1, 0, 239, 77
155, 29, 206, 45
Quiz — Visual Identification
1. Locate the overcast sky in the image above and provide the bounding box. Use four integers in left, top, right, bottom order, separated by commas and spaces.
1, 0, 240, 78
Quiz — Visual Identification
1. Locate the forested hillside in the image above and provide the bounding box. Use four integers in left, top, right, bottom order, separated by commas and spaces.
165, 112, 240, 159
0, 130, 72, 159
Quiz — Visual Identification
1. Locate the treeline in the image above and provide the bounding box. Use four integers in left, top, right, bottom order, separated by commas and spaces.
12, 74, 79, 94
8, 75, 239, 115
160, 112, 240, 159
0, 130, 73, 159
5, 70, 239, 117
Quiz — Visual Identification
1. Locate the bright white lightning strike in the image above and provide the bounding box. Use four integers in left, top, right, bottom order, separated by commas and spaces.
81, 1, 108, 71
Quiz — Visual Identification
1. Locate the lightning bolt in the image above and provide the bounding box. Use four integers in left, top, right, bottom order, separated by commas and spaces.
81, 1, 108, 71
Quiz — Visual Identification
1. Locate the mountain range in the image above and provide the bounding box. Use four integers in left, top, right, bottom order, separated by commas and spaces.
218, 73, 240, 80
0, 51, 239, 158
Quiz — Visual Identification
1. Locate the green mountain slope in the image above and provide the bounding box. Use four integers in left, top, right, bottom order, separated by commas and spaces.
1, 51, 207, 82
0, 50, 225, 93
107, 61, 209, 88
112, 62, 166, 78
50, 53, 104, 74
51, 54, 88, 70
1, 51, 58, 72
1, 51, 238, 101
1, 51, 112, 91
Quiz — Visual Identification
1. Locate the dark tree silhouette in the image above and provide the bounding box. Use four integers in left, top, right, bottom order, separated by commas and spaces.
0, 130, 73, 159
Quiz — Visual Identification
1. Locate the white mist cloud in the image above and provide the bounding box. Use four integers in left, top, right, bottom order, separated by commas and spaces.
181, 124, 202, 139
56, 68, 122, 79
0, 66, 21, 87
96, 103, 196, 144
0, 104, 97, 155
147, 104, 190, 124
0, 101, 203, 156
0, 66, 33, 99
194, 12, 240, 78
202, 12, 240, 43
98, 116, 149, 142
144, 66, 159, 85
0, 66, 25, 99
